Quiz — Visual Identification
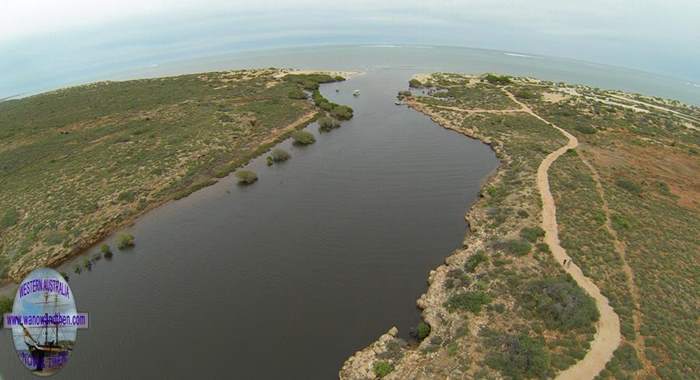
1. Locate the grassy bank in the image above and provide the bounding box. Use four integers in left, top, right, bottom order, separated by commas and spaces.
0, 68, 347, 282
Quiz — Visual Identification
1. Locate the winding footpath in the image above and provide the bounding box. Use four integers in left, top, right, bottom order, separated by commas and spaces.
505, 91, 622, 380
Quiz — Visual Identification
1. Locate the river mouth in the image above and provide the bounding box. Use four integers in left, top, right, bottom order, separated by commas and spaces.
0, 69, 497, 379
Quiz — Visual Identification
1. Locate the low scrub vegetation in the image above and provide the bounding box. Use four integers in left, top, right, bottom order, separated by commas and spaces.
235, 170, 258, 185
310, 89, 354, 120
483, 330, 552, 380
464, 250, 487, 272
373, 361, 394, 378
318, 116, 341, 132
117, 233, 135, 250
520, 226, 545, 242
615, 178, 642, 195
269, 148, 290, 162
287, 88, 307, 100
483, 74, 512, 85
0, 208, 18, 229
291, 130, 315, 145
330, 105, 353, 120
417, 321, 431, 340
497, 239, 532, 256
445, 291, 492, 313
100, 244, 113, 259
520, 276, 599, 331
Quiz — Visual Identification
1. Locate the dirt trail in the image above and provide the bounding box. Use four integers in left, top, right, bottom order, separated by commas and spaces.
579, 156, 657, 376
504, 90, 622, 380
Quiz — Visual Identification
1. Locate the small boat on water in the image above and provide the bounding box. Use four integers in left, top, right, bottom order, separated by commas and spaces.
394, 100, 402, 105
353, 90, 360, 97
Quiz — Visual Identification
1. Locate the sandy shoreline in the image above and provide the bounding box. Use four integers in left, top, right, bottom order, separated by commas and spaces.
274, 69, 365, 80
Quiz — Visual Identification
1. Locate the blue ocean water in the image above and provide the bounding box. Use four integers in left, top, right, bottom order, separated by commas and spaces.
1, 18, 699, 105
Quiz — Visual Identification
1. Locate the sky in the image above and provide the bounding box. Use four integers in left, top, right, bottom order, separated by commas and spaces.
1, 0, 699, 88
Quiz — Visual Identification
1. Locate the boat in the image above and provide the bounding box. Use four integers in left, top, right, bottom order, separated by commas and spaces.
394, 100, 402, 105
353, 90, 360, 96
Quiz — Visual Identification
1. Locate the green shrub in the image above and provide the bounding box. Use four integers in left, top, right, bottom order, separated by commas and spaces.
499, 239, 532, 256
484, 74, 512, 85
655, 181, 671, 196
117, 190, 136, 203
397, 90, 411, 98
318, 116, 341, 132
521, 276, 599, 331
331, 105, 353, 120
100, 244, 113, 259
285, 73, 339, 86
611, 213, 630, 230
575, 125, 598, 134
615, 178, 642, 195
117, 233, 135, 250
514, 89, 538, 99
286, 73, 344, 92
301, 80, 319, 90
485, 333, 551, 379
520, 226, 545, 242
417, 321, 431, 340
235, 170, 258, 185
291, 130, 315, 145
373, 361, 394, 378
0, 208, 19, 228
409, 78, 422, 88
465, 251, 488, 272
611, 343, 642, 372
445, 291, 492, 313
270, 148, 290, 162
287, 88, 307, 100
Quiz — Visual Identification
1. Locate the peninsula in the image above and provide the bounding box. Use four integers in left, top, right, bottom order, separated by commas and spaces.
341, 73, 699, 380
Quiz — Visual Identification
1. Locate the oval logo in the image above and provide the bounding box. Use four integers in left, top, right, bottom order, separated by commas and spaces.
5, 268, 88, 376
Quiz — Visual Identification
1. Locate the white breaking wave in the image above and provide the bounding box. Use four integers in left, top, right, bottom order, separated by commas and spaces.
504, 52, 534, 58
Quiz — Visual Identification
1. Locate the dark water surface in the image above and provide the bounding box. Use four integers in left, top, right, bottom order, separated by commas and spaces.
0, 69, 497, 379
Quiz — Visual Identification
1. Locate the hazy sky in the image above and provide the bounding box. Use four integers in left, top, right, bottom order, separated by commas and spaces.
2, 0, 699, 81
